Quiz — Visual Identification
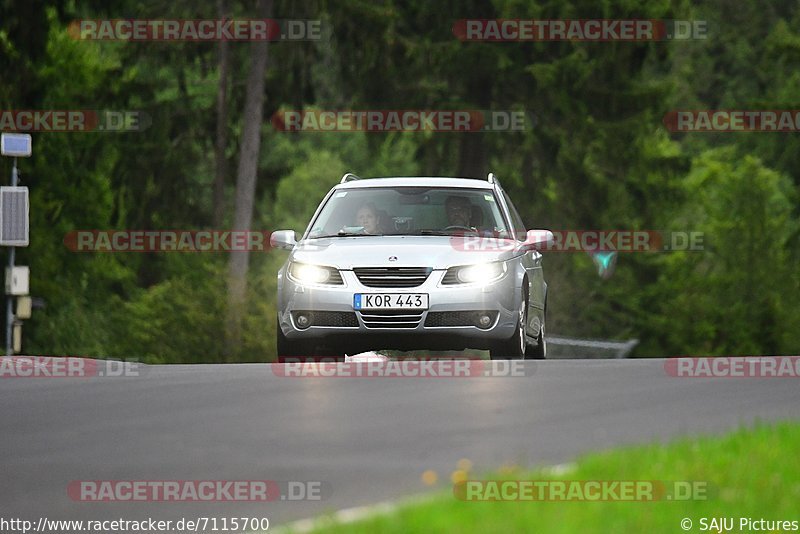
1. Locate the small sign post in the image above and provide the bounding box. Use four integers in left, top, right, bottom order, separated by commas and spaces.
1, 133, 32, 355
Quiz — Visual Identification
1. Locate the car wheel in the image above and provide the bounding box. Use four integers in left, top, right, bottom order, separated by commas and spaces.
527, 323, 546, 360
489, 293, 527, 360
276, 318, 315, 363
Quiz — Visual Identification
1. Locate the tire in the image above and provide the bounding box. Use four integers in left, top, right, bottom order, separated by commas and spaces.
489, 293, 527, 361
527, 323, 546, 360
527, 293, 547, 360
276, 318, 315, 363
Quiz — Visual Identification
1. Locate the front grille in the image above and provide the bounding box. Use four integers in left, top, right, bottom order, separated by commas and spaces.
359, 310, 423, 329
353, 267, 432, 288
425, 311, 498, 328
292, 311, 358, 328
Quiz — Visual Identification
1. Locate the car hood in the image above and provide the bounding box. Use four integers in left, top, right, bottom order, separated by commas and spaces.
289, 235, 523, 269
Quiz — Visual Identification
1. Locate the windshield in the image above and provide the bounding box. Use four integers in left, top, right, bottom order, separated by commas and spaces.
305, 186, 512, 239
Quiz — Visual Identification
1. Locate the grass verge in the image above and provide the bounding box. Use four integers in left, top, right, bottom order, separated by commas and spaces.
294, 420, 800, 533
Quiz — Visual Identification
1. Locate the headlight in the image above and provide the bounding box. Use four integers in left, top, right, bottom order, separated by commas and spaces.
444, 261, 507, 285
288, 262, 342, 285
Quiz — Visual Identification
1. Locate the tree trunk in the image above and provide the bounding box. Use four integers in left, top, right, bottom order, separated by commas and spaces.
212, 0, 231, 228
457, 75, 492, 178
456, 133, 487, 178
225, 0, 273, 359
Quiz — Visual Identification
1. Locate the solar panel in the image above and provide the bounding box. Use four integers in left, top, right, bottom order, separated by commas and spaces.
0, 187, 29, 246
0, 133, 32, 157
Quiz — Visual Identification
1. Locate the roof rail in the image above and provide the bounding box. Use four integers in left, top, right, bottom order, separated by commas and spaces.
340, 172, 361, 183
487, 172, 498, 185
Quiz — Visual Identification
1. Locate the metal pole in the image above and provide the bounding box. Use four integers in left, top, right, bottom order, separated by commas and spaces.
6, 157, 17, 355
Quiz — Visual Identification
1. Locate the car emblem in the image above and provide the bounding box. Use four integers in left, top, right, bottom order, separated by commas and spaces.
389, 256, 398, 262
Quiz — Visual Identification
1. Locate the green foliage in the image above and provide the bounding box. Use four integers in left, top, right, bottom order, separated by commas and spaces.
112, 257, 227, 363
267, 129, 419, 233
641, 148, 799, 356
2, 0, 798, 361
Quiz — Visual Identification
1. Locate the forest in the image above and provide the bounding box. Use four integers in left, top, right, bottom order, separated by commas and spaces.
1, 0, 797, 362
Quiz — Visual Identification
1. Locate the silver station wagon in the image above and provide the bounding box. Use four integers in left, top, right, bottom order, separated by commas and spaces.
271, 173, 553, 360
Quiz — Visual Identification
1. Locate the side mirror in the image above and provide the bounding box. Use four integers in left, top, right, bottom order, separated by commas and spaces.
523, 229, 554, 251
270, 230, 297, 250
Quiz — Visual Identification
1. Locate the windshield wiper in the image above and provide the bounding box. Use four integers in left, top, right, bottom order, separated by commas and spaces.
417, 229, 478, 236
311, 231, 382, 238
417, 230, 452, 236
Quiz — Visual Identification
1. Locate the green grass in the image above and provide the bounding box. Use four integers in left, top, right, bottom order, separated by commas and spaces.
295, 421, 800, 533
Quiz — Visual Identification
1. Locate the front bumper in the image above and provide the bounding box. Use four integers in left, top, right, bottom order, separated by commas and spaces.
277, 268, 520, 351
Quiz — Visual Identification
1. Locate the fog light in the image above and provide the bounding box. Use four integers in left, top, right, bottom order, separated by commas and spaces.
476, 313, 492, 329
296, 314, 311, 329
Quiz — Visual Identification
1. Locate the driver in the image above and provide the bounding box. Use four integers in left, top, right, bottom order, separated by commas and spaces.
444, 195, 473, 228
356, 202, 381, 234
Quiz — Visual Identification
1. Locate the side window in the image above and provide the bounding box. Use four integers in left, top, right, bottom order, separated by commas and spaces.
502, 191, 527, 241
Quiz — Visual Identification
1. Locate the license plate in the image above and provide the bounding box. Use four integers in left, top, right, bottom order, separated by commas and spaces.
354, 293, 429, 310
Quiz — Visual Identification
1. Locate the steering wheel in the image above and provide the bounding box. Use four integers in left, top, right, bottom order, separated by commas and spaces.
444, 225, 474, 231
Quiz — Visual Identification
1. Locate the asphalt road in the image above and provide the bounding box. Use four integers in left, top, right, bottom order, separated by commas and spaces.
1, 358, 798, 528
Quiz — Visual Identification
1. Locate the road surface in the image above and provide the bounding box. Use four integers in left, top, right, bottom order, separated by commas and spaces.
1, 358, 797, 527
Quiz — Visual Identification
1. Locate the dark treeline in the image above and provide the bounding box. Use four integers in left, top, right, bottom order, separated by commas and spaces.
0, 0, 797, 362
